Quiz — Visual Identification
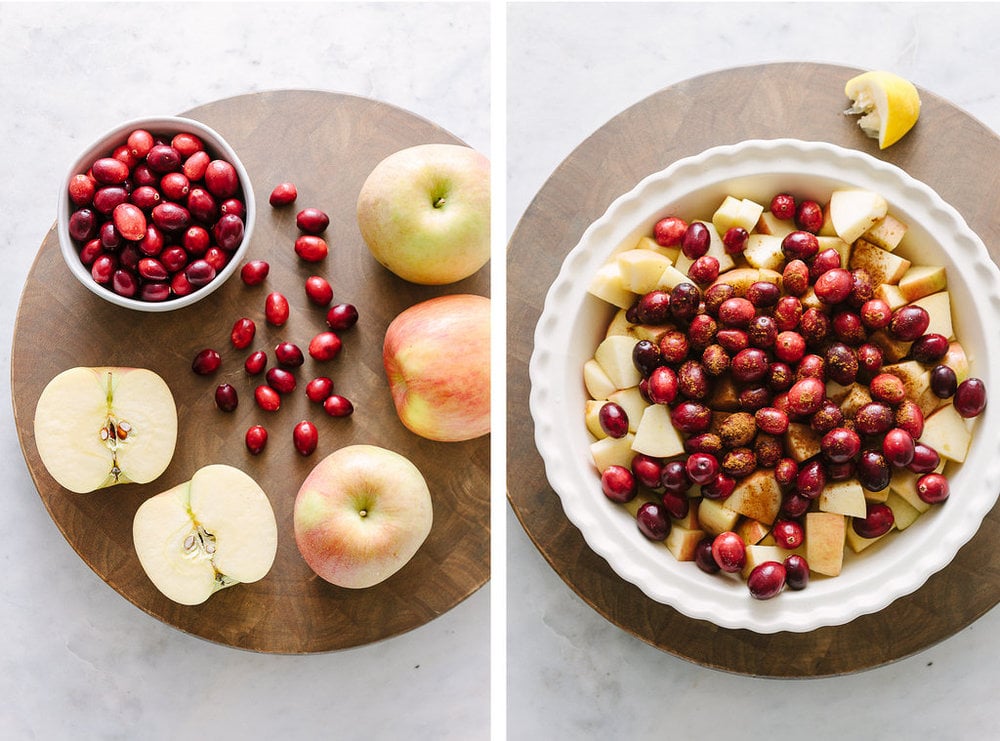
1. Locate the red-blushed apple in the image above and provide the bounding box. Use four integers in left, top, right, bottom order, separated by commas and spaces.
133, 464, 278, 605
293, 444, 432, 589
356, 143, 490, 285
33, 366, 177, 493
383, 294, 490, 442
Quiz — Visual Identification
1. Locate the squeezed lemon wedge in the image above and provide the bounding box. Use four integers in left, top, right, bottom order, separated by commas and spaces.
844, 70, 921, 149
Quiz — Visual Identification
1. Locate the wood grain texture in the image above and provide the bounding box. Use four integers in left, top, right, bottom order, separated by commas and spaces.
12, 90, 490, 653
507, 62, 1000, 677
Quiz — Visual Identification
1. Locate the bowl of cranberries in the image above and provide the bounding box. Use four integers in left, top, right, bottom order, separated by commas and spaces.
529, 139, 1000, 632
58, 116, 255, 312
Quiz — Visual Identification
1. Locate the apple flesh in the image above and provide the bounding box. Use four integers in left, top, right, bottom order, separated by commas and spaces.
33, 366, 177, 493
132, 464, 278, 605
383, 293, 490, 442
294, 444, 433, 589
356, 143, 490, 285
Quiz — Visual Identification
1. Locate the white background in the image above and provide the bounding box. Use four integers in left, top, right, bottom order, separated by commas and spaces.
0, 3, 489, 739
507, 3, 1000, 739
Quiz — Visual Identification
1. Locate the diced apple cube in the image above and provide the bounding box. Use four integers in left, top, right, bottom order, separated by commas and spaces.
712, 197, 764, 236
944, 341, 971, 383
583, 359, 617, 401
594, 335, 642, 390
743, 234, 785, 270
839, 384, 873, 419
786, 422, 822, 462
920, 403, 972, 463
869, 329, 912, 363
604, 308, 632, 338
672, 502, 700, 530
818, 479, 868, 518
697, 497, 741, 536
885, 490, 922, 530
590, 433, 637, 472
708, 267, 761, 296
631, 403, 685, 458
588, 260, 636, 308
725, 469, 783, 525
829, 189, 888, 243
874, 282, 909, 310
849, 239, 911, 285
584, 399, 607, 439
756, 211, 795, 238
635, 235, 679, 263
665, 525, 706, 561
898, 265, 947, 302
736, 518, 771, 546
627, 323, 671, 345
741, 544, 797, 579
655, 265, 693, 290
617, 249, 673, 294
805, 512, 846, 576
912, 290, 954, 340
863, 213, 908, 252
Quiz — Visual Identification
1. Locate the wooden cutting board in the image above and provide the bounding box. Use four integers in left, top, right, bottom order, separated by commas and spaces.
12, 90, 490, 653
507, 62, 1000, 677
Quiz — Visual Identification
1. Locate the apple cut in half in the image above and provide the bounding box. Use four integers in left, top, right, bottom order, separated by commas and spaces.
133, 464, 278, 605
33, 366, 177, 494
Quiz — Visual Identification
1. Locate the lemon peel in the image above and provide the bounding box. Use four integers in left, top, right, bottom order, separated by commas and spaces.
844, 71, 921, 149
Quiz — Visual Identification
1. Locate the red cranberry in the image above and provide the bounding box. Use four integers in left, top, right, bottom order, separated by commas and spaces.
191, 348, 221, 375
917, 473, 950, 504
275, 341, 304, 367
888, 305, 930, 341
669, 282, 701, 322
701, 473, 735, 501
773, 296, 803, 331
265, 292, 290, 326
854, 502, 895, 539
781, 230, 819, 261
245, 425, 268, 455
772, 520, 804, 550
660, 460, 691, 494
694, 537, 720, 574
254, 385, 281, 412
861, 298, 892, 330
323, 394, 354, 417
774, 331, 806, 364
832, 311, 866, 345
326, 303, 359, 331
814, 268, 853, 305
821, 427, 861, 464
786, 377, 826, 416
653, 216, 687, 246
908, 443, 941, 474
671, 402, 711, 434
630, 454, 664, 489
296, 207, 330, 234
681, 221, 711, 259
755, 407, 789, 435
911, 333, 950, 363
930, 365, 958, 399
782, 259, 810, 296
722, 226, 749, 255
783, 554, 809, 590
598, 402, 629, 439
796, 459, 826, 499
294, 235, 329, 262
718, 297, 755, 328
293, 420, 319, 456
244, 350, 267, 375
305, 276, 334, 306
747, 561, 786, 600
775, 458, 799, 487
869, 373, 906, 405
636, 290, 672, 324
230, 317, 256, 349
895, 399, 925, 439
646, 366, 678, 404
269, 182, 298, 206
711, 531, 746, 573
746, 281, 780, 308
266, 367, 297, 395
731, 347, 769, 384
883, 428, 915, 467
794, 199, 824, 233
688, 255, 720, 284
214, 383, 238, 412
955, 378, 987, 418
824, 342, 859, 385
854, 402, 895, 435
309, 332, 342, 362
636, 502, 670, 541
204, 159, 239, 198
770, 193, 796, 220
632, 340, 662, 377
685, 453, 719, 486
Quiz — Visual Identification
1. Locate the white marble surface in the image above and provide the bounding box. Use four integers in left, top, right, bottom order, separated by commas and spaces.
508, 2, 1000, 738
0, 3, 489, 739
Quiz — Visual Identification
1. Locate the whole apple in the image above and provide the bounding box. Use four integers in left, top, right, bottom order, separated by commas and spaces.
383, 293, 490, 442
356, 143, 490, 285
293, 444, 433, 589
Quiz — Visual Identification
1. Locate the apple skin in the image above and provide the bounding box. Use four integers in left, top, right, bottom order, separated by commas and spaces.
356, 143, 490, 285
293, 444, 433, 589
383, 294, 490, 442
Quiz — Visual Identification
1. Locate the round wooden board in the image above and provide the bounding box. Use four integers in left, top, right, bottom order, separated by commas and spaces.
12, 90, 490, 654
507, 62, 1000, 677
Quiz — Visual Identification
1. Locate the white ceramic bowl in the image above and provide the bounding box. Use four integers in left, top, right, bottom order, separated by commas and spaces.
529, 139, 1000, 633
57, 116, 255, 312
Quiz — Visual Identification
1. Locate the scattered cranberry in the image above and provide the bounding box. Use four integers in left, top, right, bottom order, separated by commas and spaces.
293, 420, 319, 456
274, 341, 304, 367
770, 193, 796, 220
215, 383, 238, 412
955, 378, 987, 418
254, 385, 281, 412
748, 561, 786, 600
304, 276, 334, 306
306, 377, 334, 404
599, 402, 628, 439
269, 182, 297, 206
309, 332, 342, 361
323, 394, 354, 417
241, 260, 270, 286
245, 425, 268, 455
296, 207, 330, 234
266, 367, 297, 395
230, 317, 256, 349
653, 216, 687, 246
636, 501, 670, 541
244, 350, 267, 375
294, 235, 329, 262
191, 348, 221, 375
326, 303, 359, 331
711, 531, 746, 573
917, 472, 950, 504
265, 292, 290, 326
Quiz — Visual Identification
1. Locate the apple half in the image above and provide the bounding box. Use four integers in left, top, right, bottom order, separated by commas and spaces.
133, 464, 278, 606
294, 445, 433, 589
33, 366, 177, 494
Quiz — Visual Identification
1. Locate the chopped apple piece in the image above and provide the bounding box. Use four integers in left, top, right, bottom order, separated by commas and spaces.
590, 433, 637, 472
588, 260, 636, 308
829, 189, 888, 243
725, 469, 782, 524
874, 282, 909, 310
706, 375, 741, 412
584, 358, 617, 400
818, 479, 868, 518
712, 196, 764, 236
741, 544, 798, 578
806, 512, 846, 576
708, 267, 761, 296
743, 234, 786, 270
756, 211, 795, 238
839, 383, 873, 419
786, 422, 822, 462
864, 483, 890, 503
819, 201, 838, 237
604, 308, 631, 337
594, 335, 642, 390
736, 517, 771, 546
584, 399, 607, 439
886, 490, 922, 531
631, 403, 685, 458
920, 403, 972, 463
869, 329, 912, 363
849, 239, 911, 285
898, 265, 947, 302
912, 290, 954, 340
655, 264, 693, 290
607, 387, 647, 434
617, 249, 672, 294
944, 341, 970, 383
666, 525, 706, 561
627, 323, 671, 345
635, 235, 679, 262
863, 213, 908, 252
889, 468, 931, 514
757, 268, 782, 286
697, 497, 740, 536
826, 380, 852, 404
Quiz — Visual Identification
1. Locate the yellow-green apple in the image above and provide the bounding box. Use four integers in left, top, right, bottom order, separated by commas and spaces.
293, 444, 432, 589
383, 293, 490, 442
356, 143, 490, 285
133, 464, 277, 605
33, 366, 177, 493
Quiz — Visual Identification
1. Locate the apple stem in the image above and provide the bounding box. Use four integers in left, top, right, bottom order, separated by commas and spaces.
433, 196, 446, 208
